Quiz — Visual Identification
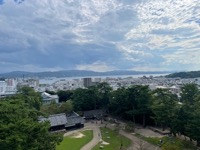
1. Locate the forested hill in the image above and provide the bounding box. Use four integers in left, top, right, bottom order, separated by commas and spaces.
0, 70, 170, 78
166, 71, 200, 78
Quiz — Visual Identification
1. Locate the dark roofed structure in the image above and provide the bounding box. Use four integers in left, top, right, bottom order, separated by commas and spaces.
39, 113, 67, 131
66, 112, 84, 129
83, 109, 106, 119
39, 112, 84, 131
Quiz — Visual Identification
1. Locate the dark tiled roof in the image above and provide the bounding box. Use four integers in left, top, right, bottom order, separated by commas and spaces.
66, 116, 84, 127
83, 109, 105, 118
39, 112, 84, 128
39, 113, 67, 127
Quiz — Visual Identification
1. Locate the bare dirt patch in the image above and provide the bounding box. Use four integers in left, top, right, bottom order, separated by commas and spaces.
63, 131, 86, 138
101, 140, 110, 145
70, 132, 85, 138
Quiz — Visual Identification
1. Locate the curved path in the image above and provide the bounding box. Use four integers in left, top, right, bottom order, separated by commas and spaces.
64, 121, 161, 150
80, 122, 161, 150
80, 123, 101, 150
119, 130, 161, 150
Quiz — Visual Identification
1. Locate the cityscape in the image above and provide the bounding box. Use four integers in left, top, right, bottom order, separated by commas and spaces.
1, 73, 200, 101
1, 0, 200, 150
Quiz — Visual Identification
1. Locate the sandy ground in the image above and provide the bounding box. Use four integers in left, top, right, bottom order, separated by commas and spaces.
70, 132, 85, 138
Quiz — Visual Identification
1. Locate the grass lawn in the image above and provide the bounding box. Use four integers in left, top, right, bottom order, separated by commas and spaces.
92, 127, 131, 150
136, 134, 196, 150
56, 130, 93, 150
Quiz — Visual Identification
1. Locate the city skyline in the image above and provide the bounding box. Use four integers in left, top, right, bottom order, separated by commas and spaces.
0, 0, 200, 73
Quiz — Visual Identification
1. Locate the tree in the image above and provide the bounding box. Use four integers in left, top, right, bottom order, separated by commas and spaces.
57, 90, 74, 103
109, 87, 129, 118
109, 85, 151, 127
180, 83, 199, 104
72, 87, 98, 111
96, 82, 112, 109
0, 99, 62, 150
178, 83, 199, 139
40, 101, 73, 115
133, 85, 151, 127
185, 93, 200, 146
125, 85, 151, 127
40, 102, 59, 115
59, 100, 73, 114
151, 88, 178, 131
18, 86, 42, 110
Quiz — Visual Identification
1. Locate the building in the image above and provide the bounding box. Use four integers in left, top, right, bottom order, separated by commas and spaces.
41, 92, 59, 104
65, 112, 84, 129
39, 112, 84, 131
0, 79, 17, 98
83, 109, 107, 120
39, 113, 67, 131
0, 80, 6, 95
83, 78, 92, 88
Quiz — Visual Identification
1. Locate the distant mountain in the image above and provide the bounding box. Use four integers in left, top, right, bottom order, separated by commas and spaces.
0, 70, 171, 78
166, 71, 200, 78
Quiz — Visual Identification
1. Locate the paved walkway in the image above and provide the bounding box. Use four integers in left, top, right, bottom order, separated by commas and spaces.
120, 130, 161, 150
81, 124, 101, 150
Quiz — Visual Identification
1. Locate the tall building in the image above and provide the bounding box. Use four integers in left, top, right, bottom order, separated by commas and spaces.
0, 81, 6, 94
83, 78, 92, 88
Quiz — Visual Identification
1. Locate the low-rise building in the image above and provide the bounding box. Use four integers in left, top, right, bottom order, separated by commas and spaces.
38, 112, 84, 131
41, 92, 59, 104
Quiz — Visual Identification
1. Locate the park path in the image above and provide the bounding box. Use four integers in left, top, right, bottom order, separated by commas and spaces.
78, 121, 161, 150
105, 122, 161, 150
119, 130, 161, 150
80, 124, 101, 150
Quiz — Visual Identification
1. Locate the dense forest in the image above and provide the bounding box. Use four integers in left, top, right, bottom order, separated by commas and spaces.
166, 71, 200, 78
1, 82, 200, 149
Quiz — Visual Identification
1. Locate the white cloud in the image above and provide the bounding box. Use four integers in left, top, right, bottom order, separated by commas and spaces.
162, 49, 200, 65
0, 61, 63, 73
117, 0, 200, 70
0, 0, 200, 72
76, 62, 116, 72
130, 66, 168, 72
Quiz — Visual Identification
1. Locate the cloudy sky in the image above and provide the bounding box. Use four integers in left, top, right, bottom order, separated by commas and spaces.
0, 0, 200, 73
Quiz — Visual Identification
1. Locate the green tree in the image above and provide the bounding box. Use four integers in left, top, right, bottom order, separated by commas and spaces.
0, 99, 62, 150
59, 100, 73, 114
57, 90, 74, 102
40, 102, 59, 115
134, 85, 151, 127
18, 86, 42, 110
185, 93, 200, 146
109, 85, 151, 127
72, 87, 98, 111
180, 83, 199, 104
96, 82, 112, 109
151, 88, 178, 131
178, 83, 199, 139
109, 87, 129, 118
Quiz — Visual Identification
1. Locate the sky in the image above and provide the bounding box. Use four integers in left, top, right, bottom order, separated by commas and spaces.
0, 0, 200, 73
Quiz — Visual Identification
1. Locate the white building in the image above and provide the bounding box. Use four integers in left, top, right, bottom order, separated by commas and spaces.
0, 81, 6, 95
41, 92, 59, 105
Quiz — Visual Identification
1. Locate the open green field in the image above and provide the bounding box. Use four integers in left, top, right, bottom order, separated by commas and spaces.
56, 130, 93, 150
136, 134, 196, 150
92, 127, 131, 150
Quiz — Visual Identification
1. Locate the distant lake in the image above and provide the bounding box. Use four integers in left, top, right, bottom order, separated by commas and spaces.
39, 73, 169, 85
